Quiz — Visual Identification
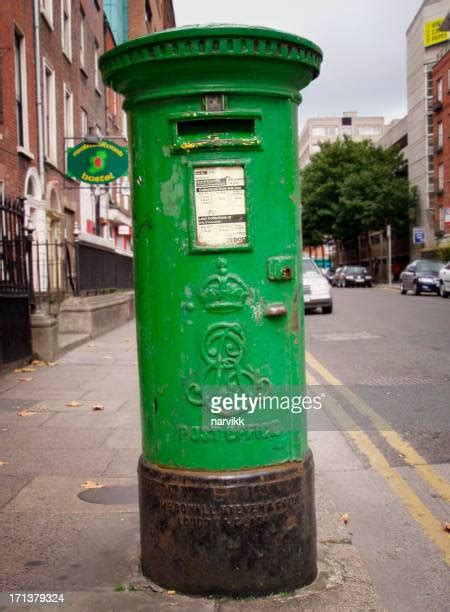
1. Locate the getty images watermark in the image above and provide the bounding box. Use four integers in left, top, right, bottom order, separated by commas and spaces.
201, 387, 325, 430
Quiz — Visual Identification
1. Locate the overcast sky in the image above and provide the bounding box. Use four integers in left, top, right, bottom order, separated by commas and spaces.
173, 0, 423, 131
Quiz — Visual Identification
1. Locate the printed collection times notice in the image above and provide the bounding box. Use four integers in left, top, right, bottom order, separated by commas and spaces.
194, 166, 247, 248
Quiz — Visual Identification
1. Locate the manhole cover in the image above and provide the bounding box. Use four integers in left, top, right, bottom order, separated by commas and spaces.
78, 485, 138, 505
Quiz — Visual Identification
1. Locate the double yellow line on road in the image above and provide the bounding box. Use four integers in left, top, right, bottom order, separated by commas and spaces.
306, 351, 450, 566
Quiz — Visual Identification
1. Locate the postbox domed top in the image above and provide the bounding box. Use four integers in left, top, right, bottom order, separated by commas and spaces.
100, 24, 323, 106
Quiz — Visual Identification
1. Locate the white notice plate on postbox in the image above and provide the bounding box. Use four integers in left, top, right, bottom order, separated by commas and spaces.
194, 166, 247, 248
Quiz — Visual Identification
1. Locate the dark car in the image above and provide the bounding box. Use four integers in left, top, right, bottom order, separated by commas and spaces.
336, 265, 373, 287
400, 259, 443, 295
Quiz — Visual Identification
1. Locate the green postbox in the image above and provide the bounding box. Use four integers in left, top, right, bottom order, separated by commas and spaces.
100, 25, 322, 596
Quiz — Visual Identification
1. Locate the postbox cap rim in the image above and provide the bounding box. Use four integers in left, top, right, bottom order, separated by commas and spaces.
102, 23, 322, 60
99, 24, 323, 81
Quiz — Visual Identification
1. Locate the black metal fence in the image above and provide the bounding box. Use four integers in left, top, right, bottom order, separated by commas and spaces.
0, 195, 32, 364
76, 241, 133, 294
30, 238, 133, 303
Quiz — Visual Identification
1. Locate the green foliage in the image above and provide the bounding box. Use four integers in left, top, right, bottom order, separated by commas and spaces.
301, 138, 417, 246
422, 245, 450, 262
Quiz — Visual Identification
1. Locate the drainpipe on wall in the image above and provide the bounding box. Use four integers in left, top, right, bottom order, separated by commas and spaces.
33, 0, 45, 194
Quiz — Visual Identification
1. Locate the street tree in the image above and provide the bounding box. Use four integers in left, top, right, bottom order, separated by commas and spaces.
301, 138, 417, 266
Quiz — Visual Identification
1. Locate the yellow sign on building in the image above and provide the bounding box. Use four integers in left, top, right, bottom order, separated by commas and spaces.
424, 19, 449, 48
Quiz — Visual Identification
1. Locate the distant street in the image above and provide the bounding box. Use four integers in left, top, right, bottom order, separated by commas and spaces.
306, 286, 450, 612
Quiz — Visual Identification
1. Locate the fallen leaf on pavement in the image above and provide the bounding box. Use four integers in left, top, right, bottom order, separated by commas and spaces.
36, 403, 48, 411
92, 404, 105, 411
65, 400, 82, 408
14, 368, 22, 373
31, 359, 46, 366
0, 461, 8, 466
21, 367, 36, 372
166, 591, 176, 596
87, 343, 96, 348
340, 513, 350, 525
17, 410, 38, 417
19, 377, 33, 382
444, 523, 450, 532
80, 481, 104, 490
47, 361, 58, 367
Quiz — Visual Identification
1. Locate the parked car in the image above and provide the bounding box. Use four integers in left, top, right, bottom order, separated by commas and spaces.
335, 266, 373, 287
302, 257, 333, 314
331, 267, 343, 286
438, 261, 450, 298
400, 259, 443, 295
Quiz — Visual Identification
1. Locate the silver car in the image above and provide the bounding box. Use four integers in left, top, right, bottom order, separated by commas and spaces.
303, 258, 333, 314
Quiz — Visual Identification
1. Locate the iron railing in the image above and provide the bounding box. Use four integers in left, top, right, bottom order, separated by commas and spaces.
30, 238, 133, 304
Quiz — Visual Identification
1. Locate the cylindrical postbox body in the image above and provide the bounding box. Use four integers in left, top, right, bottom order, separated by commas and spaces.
100, 25, 322, 597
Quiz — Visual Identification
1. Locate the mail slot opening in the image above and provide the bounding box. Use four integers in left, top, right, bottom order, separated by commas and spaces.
177, 118, 255, 139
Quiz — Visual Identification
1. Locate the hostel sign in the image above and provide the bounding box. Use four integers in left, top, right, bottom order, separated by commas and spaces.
67, 140, 128, 184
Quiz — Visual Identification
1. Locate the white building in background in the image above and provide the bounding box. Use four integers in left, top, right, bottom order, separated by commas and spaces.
406, 0, 450, 253
299, 112, 387, 169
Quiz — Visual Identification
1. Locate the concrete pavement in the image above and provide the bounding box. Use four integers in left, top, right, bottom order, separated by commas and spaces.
0, 321, 381, 611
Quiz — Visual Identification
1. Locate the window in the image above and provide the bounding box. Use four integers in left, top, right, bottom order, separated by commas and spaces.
40, 0, 53, 27
43, 61, 56, 163
342, 116, 352, 126
80, 10, 86, 69
61, 0, 72, 61
63, 85, 74, 149
439, 206, 445, 231
81, 108, 88, 138
438, 121, 443, 147
94, 42, 100, 93
437, 78, 443, 101
14, 29, 29, 152
358, 126, 381, 136
438, 163, 444, 191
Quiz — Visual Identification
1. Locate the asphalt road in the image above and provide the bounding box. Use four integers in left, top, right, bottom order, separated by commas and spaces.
305, 285, 450, 612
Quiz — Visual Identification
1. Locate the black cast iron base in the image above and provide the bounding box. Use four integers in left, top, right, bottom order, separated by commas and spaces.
138, 451, 317, 597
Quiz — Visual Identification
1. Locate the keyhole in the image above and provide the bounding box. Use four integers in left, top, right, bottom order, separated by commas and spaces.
282, 267, 292, 280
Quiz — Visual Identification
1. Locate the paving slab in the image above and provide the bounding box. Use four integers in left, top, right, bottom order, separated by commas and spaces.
42, 410, 137, 429
0, 475, 31, 510
101, 427, 141, 450
3, 476, 138, 514
0, 426, 113, 450
30, 398, 126, 414
102, 450, 140, 477
0, 448, 116, 477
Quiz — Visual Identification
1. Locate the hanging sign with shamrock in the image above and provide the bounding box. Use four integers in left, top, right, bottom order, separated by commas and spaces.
66, 140, 129, 184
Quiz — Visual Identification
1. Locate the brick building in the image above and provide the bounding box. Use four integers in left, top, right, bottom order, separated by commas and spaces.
128, 0, 176, 38
0, 0, 38, 206
432, 47, 450, 239
0, 0, 175, 284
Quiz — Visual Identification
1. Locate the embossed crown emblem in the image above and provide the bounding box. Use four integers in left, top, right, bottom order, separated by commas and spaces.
199, 258, 249, 312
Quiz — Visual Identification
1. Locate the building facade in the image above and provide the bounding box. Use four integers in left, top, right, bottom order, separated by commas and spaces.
0, 0, 176, 293
406, 0, 450, 254
299, 112, 387, 169
431, 47, 450, 239
128, 0, 176, 39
